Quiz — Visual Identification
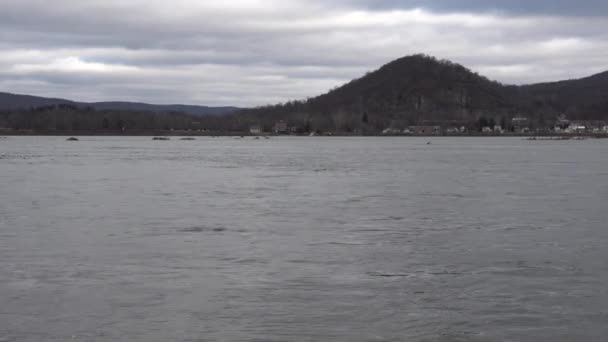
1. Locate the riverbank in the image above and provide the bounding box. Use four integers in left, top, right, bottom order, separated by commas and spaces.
1, 129, 608, 138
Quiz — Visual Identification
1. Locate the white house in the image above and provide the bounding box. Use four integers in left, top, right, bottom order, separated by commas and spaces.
250, 125, 262, 134
567, 123, 586, 133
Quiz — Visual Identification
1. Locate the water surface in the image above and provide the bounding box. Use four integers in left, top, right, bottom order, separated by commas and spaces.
1, 136, 608, 341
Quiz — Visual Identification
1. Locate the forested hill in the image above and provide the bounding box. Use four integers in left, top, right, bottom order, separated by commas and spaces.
238, 54, 608, 132
0, 92, 77, 111
0, 92, 239, 116
520, 71, 608, 121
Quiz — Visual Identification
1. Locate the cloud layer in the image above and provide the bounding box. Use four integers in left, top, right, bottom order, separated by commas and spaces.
0, 0, 607, 106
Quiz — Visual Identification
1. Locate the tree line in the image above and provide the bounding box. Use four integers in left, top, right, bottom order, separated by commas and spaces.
0, 104, 236, 132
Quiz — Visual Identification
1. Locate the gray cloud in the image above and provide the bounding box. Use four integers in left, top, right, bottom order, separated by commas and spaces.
341, 0, 608, 16
0, 0, 607, 106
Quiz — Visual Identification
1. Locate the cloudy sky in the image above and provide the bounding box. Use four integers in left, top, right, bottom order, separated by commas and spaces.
1, 0, 607, 107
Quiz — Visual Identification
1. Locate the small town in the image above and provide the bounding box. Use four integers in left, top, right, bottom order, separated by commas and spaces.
246, 116, 608, 137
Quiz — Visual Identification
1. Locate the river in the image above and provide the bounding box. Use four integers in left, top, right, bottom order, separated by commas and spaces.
1, 136, 607, 341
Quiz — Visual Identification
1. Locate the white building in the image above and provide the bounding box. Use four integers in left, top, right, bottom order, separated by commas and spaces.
567, 123, 586, 133
250, 126, 262, 134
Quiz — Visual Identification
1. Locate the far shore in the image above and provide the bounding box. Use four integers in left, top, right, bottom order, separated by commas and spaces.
1, 129, 608, 138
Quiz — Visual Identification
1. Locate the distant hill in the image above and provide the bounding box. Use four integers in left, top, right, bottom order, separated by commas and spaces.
308, 54, 518, 122
239, 54, 608, 132
0, 92, 79, 110
0, 92, 239, 116
520, 71, 608, 121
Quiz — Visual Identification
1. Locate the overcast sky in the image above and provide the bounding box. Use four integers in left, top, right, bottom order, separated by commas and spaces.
1, 0, 607, 106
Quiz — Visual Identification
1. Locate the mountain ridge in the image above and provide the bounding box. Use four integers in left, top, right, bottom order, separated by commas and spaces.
2, 54, 607, 133
237, 54, 608, 132
0, 91, 239, 116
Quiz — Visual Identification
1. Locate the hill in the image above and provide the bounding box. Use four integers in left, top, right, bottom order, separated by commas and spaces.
0, 92, 78, 110
238, 54, 608, 132
520, 71, 608, 121
0, 92, 239, 116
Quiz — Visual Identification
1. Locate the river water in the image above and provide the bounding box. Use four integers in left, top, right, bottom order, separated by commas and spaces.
1, 136, 607, 341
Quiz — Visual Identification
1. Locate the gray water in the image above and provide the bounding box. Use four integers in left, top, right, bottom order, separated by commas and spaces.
1, 136, 608, 341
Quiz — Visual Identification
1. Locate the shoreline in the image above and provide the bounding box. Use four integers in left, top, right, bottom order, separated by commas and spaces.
1, 130, 608, 138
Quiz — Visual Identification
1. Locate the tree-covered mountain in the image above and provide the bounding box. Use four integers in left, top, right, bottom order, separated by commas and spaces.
0, 92, 78, 111
0, 92, 239, 116
520, 71, 608, 121
237, 54, 608, 132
